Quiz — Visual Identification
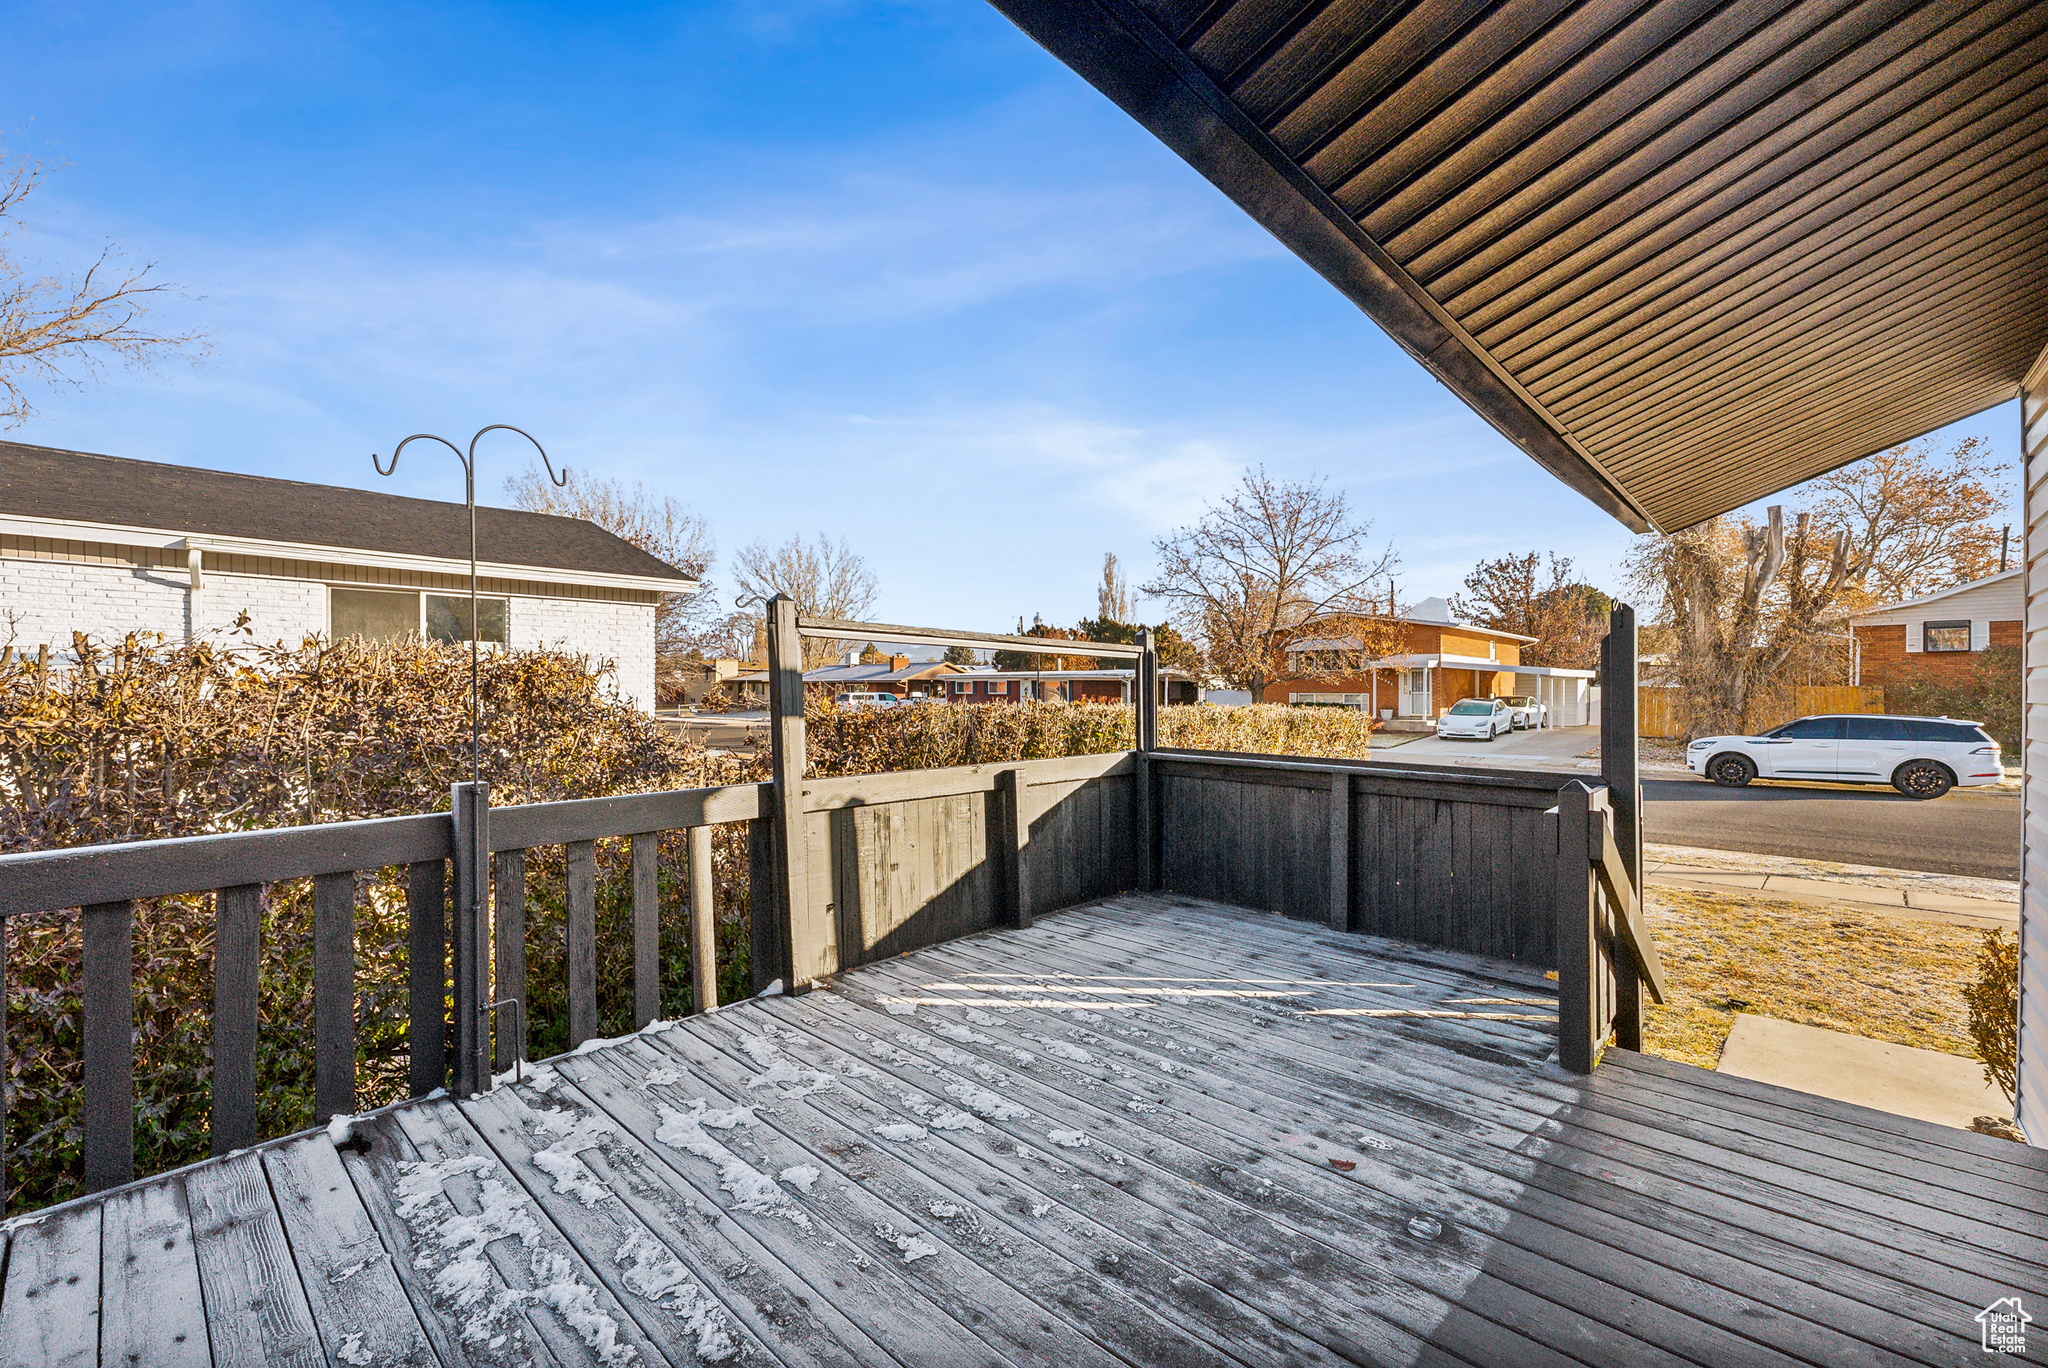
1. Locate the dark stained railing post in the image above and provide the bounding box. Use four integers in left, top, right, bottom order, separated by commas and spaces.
82, 899, 134, 1192
631, 832, 660, 1028
996, 767, 1032, 929
492, 849, 527, 1071
688, 825, 717, 1014
565, 839, 598, 1048
1600, 605, 1642, 897
766, 594, 823, 990
211, 884, 261, 1154
406, 859, 447, 1097
1553, 783, 1599, 1074
450, 781, 491, 1097
1134, 628, 1159, 891
313, 871, 357, 1122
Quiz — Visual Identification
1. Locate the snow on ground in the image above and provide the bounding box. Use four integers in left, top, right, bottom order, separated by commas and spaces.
654, 1100, 812, 1229
875, 1122, 929, 1142
615, 1231, 739, 1362
392, 1152, 637, 1364
944, 1081, 1031, 1120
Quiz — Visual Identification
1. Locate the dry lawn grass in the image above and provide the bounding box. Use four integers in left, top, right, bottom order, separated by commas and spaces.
1639, 884, 1981, 1070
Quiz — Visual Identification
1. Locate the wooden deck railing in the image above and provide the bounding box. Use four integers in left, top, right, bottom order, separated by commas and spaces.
0, 778, 768, 1200
1554, 780, 1668, 1073
0, 601, 1662, 1208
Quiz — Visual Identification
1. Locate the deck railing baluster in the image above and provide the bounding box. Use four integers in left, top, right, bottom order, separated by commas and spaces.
82, 898, 135, 1192
312, 871, 357, 1122
688, 825, 716, 1013
631, 832, 660, 1028
211, 884, 262, 1154
449, 782, 491, 1098
493, 848, 527, 1069
406, 859, 447, 1098
566, 839, 598, 1046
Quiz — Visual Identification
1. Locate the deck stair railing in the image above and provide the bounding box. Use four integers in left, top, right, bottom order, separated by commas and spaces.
1553, 779, 1668, 1072
0, 778, 769, 1204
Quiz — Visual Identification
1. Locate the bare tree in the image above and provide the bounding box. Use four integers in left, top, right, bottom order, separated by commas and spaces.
1629, 436, 2014, 735
0, 154, 207, 424
1449, 552, 1610, 669
1629, 507, 1871, 735
733, 533, 880, 668
1802, 436, 2007, 605
1140, 468, 1399, 698
504, 463, 732, 662
1097, 552, 1130, 624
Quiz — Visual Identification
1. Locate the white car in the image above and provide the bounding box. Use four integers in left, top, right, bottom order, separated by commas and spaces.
1686, 713, 2002, 799
838, 692, 903, 710
1435, 697, 1512, 741
1495, 694, 1548, 729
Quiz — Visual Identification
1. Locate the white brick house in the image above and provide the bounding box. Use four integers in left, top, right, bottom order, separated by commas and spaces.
0, 441, 694, 709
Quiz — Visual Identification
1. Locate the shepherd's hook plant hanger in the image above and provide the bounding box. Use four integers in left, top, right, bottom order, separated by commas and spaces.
371, 425, 568, 784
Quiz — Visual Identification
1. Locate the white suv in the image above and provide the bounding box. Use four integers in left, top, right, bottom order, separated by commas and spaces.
838, 692, 903, 710
1686, 714, 2002, 799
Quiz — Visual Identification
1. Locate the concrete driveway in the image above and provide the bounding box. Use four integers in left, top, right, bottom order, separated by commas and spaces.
1375, 723, 1599, 767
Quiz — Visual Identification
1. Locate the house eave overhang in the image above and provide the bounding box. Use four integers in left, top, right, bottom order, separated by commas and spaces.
985, 0, 2048, 531
0, 513, 697, 597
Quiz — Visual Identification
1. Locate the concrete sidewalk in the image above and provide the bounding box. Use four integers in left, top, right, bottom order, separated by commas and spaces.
1644, 842, 2018, 929
1716, 1014, 2004, 1131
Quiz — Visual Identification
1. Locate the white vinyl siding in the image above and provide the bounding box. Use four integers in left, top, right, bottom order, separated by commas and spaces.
2019, 345, 2048, 1144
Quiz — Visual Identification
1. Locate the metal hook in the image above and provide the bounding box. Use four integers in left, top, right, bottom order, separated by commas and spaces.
469, 423, 569, 488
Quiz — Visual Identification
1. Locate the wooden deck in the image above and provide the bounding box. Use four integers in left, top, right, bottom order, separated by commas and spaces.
4, 894, 2042, 1367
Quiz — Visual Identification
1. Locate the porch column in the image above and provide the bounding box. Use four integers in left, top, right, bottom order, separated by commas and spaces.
2019, 346, 2048, 1141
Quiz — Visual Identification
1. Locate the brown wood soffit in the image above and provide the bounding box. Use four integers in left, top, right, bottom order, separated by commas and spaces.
985, 0, 2048, 534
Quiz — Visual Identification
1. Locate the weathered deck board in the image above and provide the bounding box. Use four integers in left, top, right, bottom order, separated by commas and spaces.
4, 893, 2044, 1368
97, 1179, 209, 1368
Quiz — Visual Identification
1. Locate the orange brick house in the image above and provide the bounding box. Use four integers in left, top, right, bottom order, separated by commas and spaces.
1258, 597, 1590, 723
1850, 568, 2021, 686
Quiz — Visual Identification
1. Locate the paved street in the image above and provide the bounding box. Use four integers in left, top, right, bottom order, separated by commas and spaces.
1373, 722, 2021, 880
1642, 775, 2019, 881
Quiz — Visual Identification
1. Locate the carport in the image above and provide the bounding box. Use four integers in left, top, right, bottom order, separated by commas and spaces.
986, 0, 2048, 1134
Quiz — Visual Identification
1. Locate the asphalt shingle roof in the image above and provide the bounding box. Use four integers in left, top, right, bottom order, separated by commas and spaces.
0, 440, 691, 583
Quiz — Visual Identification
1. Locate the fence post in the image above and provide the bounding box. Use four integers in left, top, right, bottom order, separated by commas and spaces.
996, 767, 1032, 929
1553, 781, 1599, 1074
1600, 605, 1642, 899
450, 780, 491, 1098
1327, 771, 1352, 932
766, 595, 827, 990
1134, 627, 1159, 891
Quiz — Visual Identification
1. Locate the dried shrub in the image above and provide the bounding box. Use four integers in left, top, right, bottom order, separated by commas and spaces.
1887, 644, 2020, 754
1966, 927, 2018, 1105
0, 632, 759, 1212
800, 699, 1380, 776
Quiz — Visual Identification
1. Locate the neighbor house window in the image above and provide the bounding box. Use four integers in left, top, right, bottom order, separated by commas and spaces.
330, 587, 420, 642
425, 593, 510, 646
1923, 620, 1971, 652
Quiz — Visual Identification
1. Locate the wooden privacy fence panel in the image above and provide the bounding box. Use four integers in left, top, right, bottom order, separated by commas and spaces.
1637, 686, 1682, 739
1353, 777, 1559, 964
791, 752, 1138, 969
1638, 683, 1884, 738
1152, 754, 1565, 967
1157, 760, 1332, 919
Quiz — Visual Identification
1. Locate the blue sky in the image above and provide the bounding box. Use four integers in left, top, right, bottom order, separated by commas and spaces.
3, 0, 2022, 630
